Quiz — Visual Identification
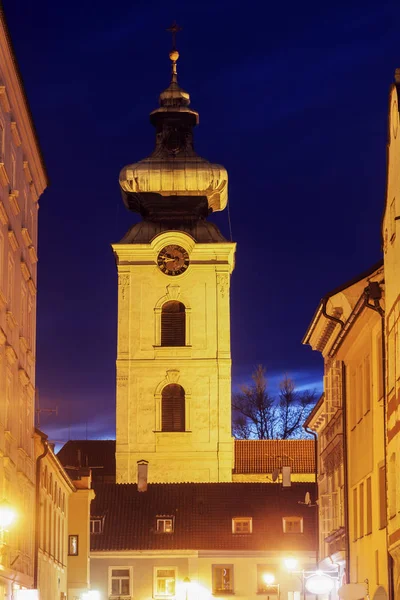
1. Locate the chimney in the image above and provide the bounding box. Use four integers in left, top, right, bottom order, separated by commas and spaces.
282, 466, 291, 487
137, 460, 149, 492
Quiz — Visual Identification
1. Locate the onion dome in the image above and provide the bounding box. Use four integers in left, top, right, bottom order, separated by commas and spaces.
119, 32, 228, 218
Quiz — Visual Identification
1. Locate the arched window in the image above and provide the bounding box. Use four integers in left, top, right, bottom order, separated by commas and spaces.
161, 301, 185, 347
162, 384, 185, 432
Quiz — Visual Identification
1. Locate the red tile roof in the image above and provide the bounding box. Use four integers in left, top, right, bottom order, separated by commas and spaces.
234, 440, 315, 474
57, 440, 116, 482
91, 482, 317, 552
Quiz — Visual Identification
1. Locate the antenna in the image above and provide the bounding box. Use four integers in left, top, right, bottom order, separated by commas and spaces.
35, 389, 58, 428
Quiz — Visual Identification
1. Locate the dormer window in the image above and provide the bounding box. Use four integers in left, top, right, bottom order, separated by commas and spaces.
282, 516, 303, 533
90, 517, 104, 534
232, 517, 252, 534
156, 517, 174, 533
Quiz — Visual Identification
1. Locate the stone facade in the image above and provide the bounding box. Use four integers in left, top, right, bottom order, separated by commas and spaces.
304, 263, 388, 598
114, 233, 235, 483
0, 9, 47, 597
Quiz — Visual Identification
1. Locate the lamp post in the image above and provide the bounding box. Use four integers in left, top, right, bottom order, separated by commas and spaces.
284, 558, 338, 599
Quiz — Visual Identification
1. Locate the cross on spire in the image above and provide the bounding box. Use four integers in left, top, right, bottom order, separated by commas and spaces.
166, 21, 182, 50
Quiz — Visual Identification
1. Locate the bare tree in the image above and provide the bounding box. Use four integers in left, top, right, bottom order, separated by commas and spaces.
232, 366, 316, 439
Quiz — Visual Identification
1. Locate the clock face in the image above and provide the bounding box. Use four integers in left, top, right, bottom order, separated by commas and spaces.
157, 245, 190, 276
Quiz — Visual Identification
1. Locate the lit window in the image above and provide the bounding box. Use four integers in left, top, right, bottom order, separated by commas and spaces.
232, 517, 252, 534
68, 535, 78, 556
212, 565, 234, 594
110, 567, 131, 597
154, 567, 176, 597
157, 517, 174, 533
90, 518, 104, 534
282, 517, 303, 534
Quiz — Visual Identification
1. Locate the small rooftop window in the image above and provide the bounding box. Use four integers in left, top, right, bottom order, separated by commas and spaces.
232, 517, 252, 534
282, 516, 303, 534
90, 517, 104, 534
156, 517, 174, 533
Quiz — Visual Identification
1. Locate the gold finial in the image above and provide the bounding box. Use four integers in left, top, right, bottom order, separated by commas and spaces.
166, 21, 182, 83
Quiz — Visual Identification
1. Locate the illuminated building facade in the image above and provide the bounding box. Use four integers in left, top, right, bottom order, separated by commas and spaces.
0, 8, 47, 597
35, 431, 95, 600
114, 39, 235, 483
303, 250, 388, 599
382, 69, 400, 598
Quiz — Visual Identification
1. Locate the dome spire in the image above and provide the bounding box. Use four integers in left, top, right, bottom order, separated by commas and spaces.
166, 21, 182, 84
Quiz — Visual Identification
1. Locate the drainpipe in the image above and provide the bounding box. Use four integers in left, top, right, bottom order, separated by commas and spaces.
304, 426, 319, 566
364, 282, 394, 600
34, 435, 49, 589
341, 363, 351, 584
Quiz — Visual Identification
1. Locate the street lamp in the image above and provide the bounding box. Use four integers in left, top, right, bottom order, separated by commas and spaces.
284, 557, 298, 571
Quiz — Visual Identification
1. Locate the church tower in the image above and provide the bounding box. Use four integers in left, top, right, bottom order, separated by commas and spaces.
113, 29, 235, 483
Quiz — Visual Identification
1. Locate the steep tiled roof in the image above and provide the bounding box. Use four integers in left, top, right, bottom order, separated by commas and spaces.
91, 482, 316, 552
57, 440, 116, 481
234, 440, 315, 474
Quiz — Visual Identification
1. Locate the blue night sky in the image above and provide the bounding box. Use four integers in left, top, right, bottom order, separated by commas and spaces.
4, 1, 400, 444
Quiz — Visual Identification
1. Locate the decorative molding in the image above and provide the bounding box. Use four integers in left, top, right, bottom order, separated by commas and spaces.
118, 273, 130, 301
26, 350, 35, 366
216, 273, 229, 298
117, 374, 128, 388
165, 369, 180, 384
27, 278, 36, 296
21, 228, 33, 247
18, 368, 29, 387
8, 190, 20, 216
19, 336, 29, 354
0, 201, 8, 225
0, 86, 11, 113
8, 229, 19, 252
5, 343, 17, 365
0, 327, 6, 345
23, 161, 33, 183
10, 122, 22, 146
0, 163, 9, 186
166, 284, 180, 300
6, 311, 18, 330
28, 246, 38, 263
0, 289, 6, 308
20, 260, 31, 282
30, 182, 38, 203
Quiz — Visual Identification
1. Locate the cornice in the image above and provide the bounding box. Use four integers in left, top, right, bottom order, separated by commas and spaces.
0, 13, 48, 191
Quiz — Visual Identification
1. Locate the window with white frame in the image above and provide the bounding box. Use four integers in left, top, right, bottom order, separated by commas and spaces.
156, 517, 174, 533
212, 565, 234, 594
109, 567, 132, 597
90, 518, 104, 534
232, 517, 252, 534
282, 516, 303, 533
154, 567, 176, 597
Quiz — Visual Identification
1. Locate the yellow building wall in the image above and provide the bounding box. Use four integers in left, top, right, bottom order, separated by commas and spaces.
114, 231, 235, 483
67, 483, 95, 600
35, 436, 74, 600
383, 80, 400, 597
338, 311, 388, 596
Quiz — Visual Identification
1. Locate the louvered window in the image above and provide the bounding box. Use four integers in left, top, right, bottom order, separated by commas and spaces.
161, 301, 185, 346
162, 384, 185, 432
